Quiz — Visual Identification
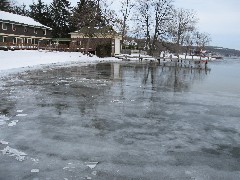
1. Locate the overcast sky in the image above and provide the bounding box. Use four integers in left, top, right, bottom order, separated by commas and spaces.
16, 0, 240, 50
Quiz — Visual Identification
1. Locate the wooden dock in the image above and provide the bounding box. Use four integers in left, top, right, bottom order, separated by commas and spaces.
115, 54, 210, 70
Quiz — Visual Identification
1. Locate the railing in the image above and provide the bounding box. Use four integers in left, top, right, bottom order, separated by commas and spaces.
0, 42, 39, 50
0, 42, 86, 52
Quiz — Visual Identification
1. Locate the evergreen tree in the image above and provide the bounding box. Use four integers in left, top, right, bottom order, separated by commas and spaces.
49, 0, 71, 38
29, 0, 52, 27
71, 0, 107, 53
0, 0, 11, 12
71, 0, 106, 30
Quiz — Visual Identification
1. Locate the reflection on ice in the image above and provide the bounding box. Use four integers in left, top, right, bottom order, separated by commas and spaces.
0, 115, 10, 126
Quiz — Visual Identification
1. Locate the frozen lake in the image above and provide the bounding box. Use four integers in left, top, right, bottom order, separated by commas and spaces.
0, 58, 240, 179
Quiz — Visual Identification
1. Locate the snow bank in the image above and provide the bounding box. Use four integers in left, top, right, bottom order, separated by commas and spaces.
0, 50, 119, 77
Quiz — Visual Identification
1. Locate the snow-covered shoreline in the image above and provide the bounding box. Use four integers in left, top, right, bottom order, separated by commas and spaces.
0, 50, 119, 77
0, 50, 220, 77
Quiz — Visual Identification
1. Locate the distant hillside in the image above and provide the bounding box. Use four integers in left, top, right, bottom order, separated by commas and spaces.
204, 46, 240, 57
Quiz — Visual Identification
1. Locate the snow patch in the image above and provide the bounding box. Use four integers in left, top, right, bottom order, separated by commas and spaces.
0, 115, 10, 121
1, 146, 27, 161
31, 169, 39, 173
8, 120, 19, 127
30, 158, 39, 163
16, 114, 27, 117
63, 163, 76, 172
0, 140, 9, 145
111, 99, 123, 103
0, 50, 119, 77
85, 162, 98, 169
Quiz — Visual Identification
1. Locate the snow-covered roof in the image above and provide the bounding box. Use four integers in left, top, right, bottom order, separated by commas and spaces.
0, 11, 52, 29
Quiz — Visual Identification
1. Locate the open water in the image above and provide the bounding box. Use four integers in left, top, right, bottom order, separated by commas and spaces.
0, 58, 240, 180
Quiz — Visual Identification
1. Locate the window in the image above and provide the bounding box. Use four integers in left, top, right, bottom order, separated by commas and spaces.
34, 28, 37, 34
2, 23, 7, 30
43, 29, 46, 35
13, 37, 17, 44
3, 36, 7, 42
32, 39, 38, 45
27, 38, 32, 44
77, 41, 81, 46
24, 26, 28, 32
12, 24, 16, 31
24, 38, 27, 44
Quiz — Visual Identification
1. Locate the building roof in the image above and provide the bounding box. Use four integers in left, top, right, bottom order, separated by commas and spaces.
70, 26, 119, 35
0, 11, 52, 30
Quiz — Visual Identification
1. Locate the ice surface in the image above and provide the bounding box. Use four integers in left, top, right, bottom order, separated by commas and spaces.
17, 110, 23, 113
0, 59, 240, 179
91, 171, 97, 176
0, 120, 6, 126
1, 146, 27, 161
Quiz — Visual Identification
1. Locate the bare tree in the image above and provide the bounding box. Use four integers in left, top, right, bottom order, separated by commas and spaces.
195, 31, 211, 49
133, 0, 153, 52
119, 0, 134, 43
182, 32, 194, 59
151, 0, 174, 55
100, 0, 122, 34
169, 8, 198, 58
132, 0, 174, 55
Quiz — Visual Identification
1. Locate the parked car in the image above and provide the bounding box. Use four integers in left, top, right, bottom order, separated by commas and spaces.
0, 46, 8, 51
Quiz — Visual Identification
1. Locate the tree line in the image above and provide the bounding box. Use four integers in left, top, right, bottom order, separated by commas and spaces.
1, 0, 211, 55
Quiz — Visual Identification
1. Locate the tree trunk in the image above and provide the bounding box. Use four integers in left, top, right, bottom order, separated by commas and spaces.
85, 38, 91, 54
151, 11, 159, 57
146, 16, 151, 55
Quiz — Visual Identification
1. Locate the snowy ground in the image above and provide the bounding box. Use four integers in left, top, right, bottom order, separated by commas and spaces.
0, 50, 119, 76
